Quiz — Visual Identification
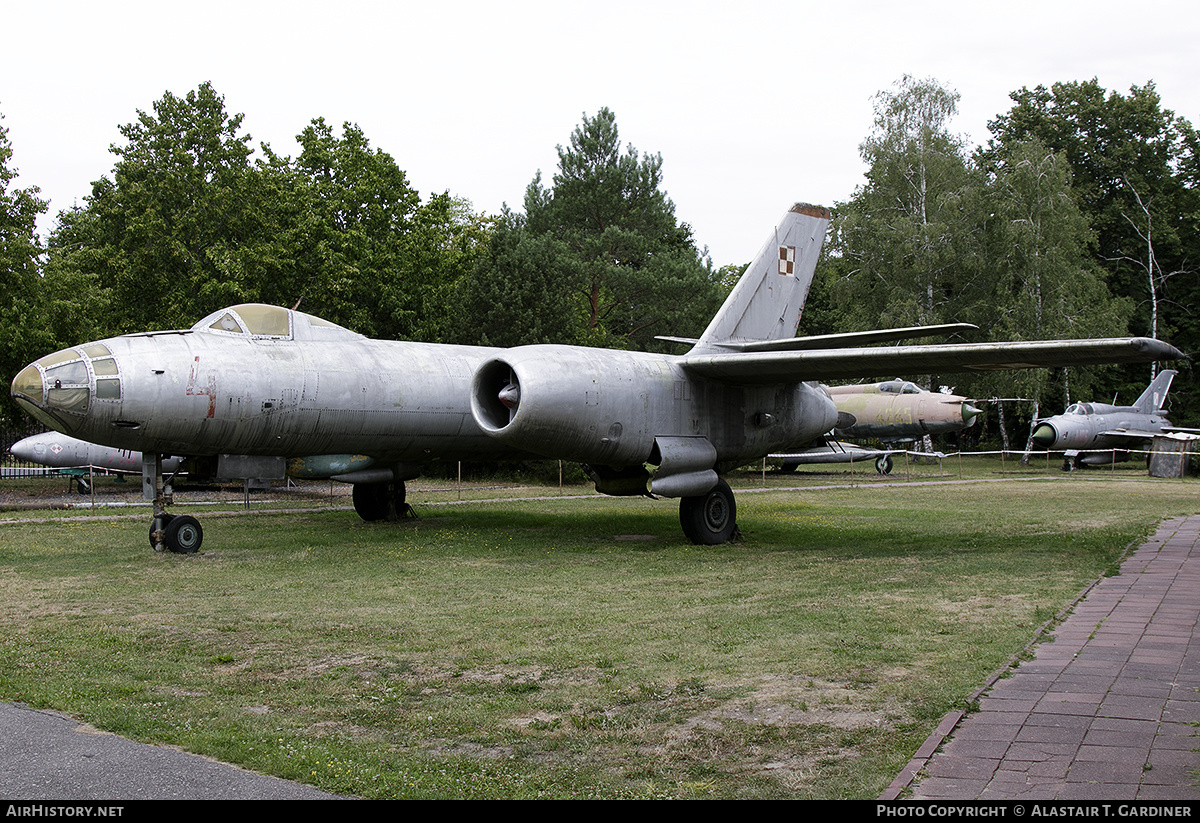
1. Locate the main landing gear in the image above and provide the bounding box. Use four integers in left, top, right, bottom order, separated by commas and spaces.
352, 481, 414, 522
149, 513, 204, 554
679, 478, 738, 545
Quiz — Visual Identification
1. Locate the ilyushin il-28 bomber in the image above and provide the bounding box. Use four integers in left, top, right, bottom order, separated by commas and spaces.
10, 203, 1184, 552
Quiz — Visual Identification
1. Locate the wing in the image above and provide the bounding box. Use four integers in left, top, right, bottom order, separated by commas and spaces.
679, 337, 1185, 385
1098, 426, 1200, 444
1096, 429, 1167, 444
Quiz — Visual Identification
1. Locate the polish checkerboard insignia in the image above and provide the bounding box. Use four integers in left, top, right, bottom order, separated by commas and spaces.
778, 246, 795, 275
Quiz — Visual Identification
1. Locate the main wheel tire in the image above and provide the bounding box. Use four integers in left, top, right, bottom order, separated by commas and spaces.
353, 482, 407, 521
164, 514, 203, 554
875, 455, 893, 475
679, 479, 737, 545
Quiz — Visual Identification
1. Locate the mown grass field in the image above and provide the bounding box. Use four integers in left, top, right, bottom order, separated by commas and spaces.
1, 461, 1197, 798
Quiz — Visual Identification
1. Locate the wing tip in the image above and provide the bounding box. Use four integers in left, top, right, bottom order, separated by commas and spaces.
1132, 337, 1187, 360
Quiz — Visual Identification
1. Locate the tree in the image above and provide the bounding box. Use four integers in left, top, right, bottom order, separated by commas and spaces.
832, 77, 978, 330
452, 208, 578, 348
984, 80, 1200, 417
974, 138, 1130, 450
241, 118, 489, 343
42, 89, 489, 346
829, 76, 982, 365
468, 108, 720, 350
273, 117, 422, 337
44, 82, 268, 333
0, 111, 52, 420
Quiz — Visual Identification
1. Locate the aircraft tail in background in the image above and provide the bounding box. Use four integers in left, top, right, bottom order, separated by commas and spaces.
1132, 369, 1177, 413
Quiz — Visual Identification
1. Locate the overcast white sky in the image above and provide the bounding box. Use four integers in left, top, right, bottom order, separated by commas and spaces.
3, 0, 1198, 267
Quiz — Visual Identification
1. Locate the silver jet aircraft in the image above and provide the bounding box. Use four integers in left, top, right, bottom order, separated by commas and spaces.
10, 431, 183, 474
1030, 370, 1193, 468
10, 203, 1185, 552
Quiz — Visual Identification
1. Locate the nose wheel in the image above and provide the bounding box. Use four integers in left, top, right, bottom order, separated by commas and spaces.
150, 513, 204, 553
144, 452, 203, 554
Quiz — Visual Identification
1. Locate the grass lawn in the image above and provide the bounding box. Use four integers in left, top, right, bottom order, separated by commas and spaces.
1, 462, 1197, 798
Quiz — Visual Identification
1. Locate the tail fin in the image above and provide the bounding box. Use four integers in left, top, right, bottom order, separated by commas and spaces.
693, 203, 831, 351
1133, 369, 1176, 413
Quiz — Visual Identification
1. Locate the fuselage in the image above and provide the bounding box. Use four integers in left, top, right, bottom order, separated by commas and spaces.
11, 304, 839, 475
9, 431, 183, 473
827, 380, 980, 440
13, 311, 509, 462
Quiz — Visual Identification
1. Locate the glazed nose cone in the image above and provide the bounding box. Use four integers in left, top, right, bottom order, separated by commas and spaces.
10, 362, 43, 409
10, 349, 92, 434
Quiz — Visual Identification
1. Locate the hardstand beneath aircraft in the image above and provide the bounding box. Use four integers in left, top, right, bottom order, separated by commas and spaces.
10, 203, 1186, 552
1030, 369, 1197, 468
776, 380, 983, 474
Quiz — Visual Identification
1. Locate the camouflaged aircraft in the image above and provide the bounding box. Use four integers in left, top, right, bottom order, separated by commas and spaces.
10, 203, 1185, 552
775, 379, 983, 474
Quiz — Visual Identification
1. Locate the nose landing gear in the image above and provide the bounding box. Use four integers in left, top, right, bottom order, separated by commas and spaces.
144, 454, 204, 554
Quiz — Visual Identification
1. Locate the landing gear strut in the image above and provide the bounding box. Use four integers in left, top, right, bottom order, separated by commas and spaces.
144, 453, 203, 554
679, 478, 738, 545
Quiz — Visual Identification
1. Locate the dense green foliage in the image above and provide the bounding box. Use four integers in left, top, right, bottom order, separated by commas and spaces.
811, 76, 1197, 440
0, 114, 52, 416
452, 108, 721, 349
982, 80, 1200, 412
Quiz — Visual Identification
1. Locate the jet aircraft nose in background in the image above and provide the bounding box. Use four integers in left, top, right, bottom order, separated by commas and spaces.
1030, 422, 1056, 449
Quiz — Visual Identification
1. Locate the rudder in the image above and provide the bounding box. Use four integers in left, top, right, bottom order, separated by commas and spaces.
693, 203, 832, 351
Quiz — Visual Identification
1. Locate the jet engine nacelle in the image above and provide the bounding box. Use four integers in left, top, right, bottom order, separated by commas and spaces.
472, 345, 842, 475
471, 346, 669, 466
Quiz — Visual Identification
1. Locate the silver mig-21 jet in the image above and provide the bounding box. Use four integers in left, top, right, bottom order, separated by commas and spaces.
1030, 370, 1197, 468
10, 203, 1185, 552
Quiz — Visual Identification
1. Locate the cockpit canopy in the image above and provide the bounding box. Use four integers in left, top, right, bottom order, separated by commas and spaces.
1064, 403, 1095, 416
191, 304, 364, 342
876, 380, 921, 395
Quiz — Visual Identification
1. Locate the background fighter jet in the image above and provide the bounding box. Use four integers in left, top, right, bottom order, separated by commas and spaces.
828, 380, 982, 440
10, 203, 1185, 552
776, 380, 983, 474
1030, 370, 1196, 468
9, 431, 183, 493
